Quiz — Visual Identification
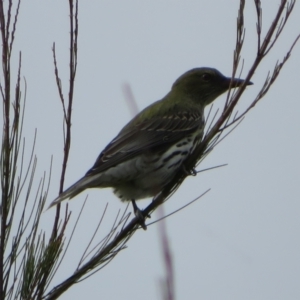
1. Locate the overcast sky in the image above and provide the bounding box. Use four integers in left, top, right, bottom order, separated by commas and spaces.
9, 1, 300, 299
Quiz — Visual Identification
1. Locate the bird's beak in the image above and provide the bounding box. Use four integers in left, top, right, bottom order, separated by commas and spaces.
226, 77, 253, 88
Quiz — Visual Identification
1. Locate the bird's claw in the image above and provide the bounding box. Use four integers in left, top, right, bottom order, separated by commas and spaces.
182, 165, 197, 176
131, 199, 150, 230
134, 207, 147, 230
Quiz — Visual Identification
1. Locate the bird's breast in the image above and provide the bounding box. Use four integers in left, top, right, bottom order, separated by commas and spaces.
112, 129, 203, 201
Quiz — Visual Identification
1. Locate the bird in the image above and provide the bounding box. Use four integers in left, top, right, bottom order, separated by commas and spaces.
49, 67, 252, 223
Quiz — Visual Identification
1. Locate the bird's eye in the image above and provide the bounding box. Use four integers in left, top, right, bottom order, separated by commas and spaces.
201, 73, 212, 82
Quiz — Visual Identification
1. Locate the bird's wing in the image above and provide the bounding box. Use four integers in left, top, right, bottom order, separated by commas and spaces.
86, 110, 204, 176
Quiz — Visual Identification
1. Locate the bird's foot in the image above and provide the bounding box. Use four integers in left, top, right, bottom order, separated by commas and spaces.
131, 199, 150, 230
182, 165, 197, 176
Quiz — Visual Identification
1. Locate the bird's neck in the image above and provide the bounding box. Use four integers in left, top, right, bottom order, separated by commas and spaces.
163, 90, 206, 114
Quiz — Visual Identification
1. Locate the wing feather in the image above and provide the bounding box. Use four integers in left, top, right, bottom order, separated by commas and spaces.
86, 110, 204, 176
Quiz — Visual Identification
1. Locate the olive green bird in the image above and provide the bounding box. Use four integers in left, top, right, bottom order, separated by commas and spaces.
49, 68, 252, 213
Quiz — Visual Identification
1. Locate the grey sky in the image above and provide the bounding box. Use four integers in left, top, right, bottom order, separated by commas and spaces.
10, 1, 300, 299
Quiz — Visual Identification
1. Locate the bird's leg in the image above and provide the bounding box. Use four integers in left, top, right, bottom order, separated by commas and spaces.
131, 199, 149, 230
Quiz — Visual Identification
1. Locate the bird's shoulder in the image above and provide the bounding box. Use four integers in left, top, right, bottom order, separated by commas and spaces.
126, 94, 204, 131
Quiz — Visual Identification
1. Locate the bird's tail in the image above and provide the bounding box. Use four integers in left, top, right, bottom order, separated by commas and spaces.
47, 176, 94, 209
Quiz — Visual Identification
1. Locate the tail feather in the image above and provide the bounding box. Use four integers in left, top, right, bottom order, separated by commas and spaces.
47, 176, 93, 209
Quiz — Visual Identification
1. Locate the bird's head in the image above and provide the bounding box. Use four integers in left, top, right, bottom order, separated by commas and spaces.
171, 67, 252, 106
